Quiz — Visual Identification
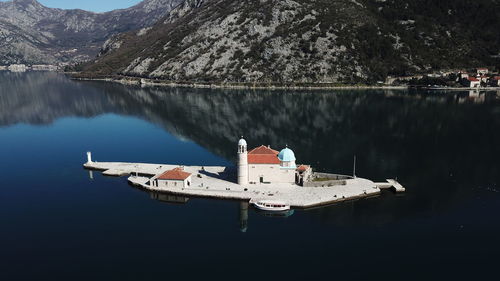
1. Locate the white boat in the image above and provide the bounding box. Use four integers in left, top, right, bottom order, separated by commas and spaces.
251, 199, 290, 211
256, 209, 295, 218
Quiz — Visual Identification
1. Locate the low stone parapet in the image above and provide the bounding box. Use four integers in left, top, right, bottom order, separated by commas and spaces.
303, 173, 353, 187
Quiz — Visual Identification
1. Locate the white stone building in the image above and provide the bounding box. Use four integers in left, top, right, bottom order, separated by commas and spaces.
465, 77, 481, 88
296, 165, 312, 185
8, 64, 27, 72
150, 167, 192, 189
237, 138, 310, 186
477, 68, 489, 75
32, 65, 58, 71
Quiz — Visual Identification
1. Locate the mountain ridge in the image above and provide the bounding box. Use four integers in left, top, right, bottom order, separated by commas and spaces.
81, 0, 500, 84
0, 0, 184, 64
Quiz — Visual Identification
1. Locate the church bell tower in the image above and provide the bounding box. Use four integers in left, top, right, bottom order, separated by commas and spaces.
237, 137, 248, 185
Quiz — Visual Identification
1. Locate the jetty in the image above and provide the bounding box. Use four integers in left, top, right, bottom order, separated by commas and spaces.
375, 179, 406, 193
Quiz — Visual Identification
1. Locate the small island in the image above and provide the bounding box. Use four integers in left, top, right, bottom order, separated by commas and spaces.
84, 138, 405, 209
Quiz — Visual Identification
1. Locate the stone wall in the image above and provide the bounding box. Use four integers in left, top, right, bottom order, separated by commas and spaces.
303, 173, 352, 187
153, 177, 191, 189
248, 164, 295, 184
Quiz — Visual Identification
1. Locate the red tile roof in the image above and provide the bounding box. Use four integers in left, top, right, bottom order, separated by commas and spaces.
468, 77, 480, 81
297, 165, 310, 172
248, 145, 280, 164
248, 154, 281, 164
157, 168, 191, 180
248, 145, 279, 155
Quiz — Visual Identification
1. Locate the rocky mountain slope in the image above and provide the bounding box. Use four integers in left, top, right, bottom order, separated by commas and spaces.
82, 0, 500, 84
0, 0, 183, 64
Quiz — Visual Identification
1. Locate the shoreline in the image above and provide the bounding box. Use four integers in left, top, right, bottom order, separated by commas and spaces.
67, 74, 500, 92
68, 74, 409, 91
413, 86, 500, 91
4, 70, 499, 91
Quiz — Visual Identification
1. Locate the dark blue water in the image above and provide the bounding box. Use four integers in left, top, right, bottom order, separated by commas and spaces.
1, 72, 499, 280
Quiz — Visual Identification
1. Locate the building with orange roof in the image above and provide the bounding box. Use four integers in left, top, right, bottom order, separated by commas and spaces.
477, 68, 489, 75
464, 77, 481, 88
150, 167, 192, 189
296, 165, 312, 185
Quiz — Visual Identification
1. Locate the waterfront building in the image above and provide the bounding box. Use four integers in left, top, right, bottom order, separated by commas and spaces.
150, 167, 192, 188
237, 138, 311, 186
490, 76, 500, 87
464, 77, 481, 88
477, 68, 489, 75
296, 165, 312, 185
479, 75, 489, 83
8, 64, 27, 72
31, 64, 58, 71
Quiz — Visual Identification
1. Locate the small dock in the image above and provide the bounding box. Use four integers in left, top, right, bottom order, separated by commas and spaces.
375, 179, 406, 192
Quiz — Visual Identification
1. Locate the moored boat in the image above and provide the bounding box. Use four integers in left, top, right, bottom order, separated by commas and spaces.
251, 199, 290, 211
256, 209, 295, 218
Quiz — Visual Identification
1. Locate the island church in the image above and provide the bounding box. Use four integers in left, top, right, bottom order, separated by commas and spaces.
237, 138, 311, 185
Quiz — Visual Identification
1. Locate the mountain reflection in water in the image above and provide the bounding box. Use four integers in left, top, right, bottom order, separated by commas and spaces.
2, 72, 500, 221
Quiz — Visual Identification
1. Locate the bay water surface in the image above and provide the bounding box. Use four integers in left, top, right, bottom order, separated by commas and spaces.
1, 72, 499, 280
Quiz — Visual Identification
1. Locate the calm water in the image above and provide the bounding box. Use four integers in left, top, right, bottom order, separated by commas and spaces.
1, 72, 499, 280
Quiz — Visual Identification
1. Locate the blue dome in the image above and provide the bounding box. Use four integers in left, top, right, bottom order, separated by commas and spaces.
278, 148, 296, 162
